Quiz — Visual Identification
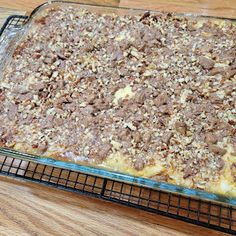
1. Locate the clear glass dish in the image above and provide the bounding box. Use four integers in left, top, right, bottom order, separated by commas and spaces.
0, 1, 235, 206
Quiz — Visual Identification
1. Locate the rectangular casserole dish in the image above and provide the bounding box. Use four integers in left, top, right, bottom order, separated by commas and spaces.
0, 1, 236, 206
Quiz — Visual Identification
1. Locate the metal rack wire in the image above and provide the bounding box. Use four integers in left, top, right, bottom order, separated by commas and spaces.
1, 154, 236, 234
0, 15, 28, 37
0, 15, 236, 235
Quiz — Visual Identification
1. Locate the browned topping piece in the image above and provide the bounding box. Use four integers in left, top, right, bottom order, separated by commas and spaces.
90, 143, 112, 162
205, 133, 218, 144
134, 113, 144, 122
158, 105, 172, 115
208, 145, 227, 156
199, 56, 215, 69
32, 143, 39, 149
154, 92, 169, 107
8, 102, 18, 115
35, 16, 47, 25
37, 141, 48, 153
208, 67, 223, 76
224, 69, 236, 79
183, 167, 194, 179
151, 173, 169, 182
57, 53, 67, 60
118, 129, 129, 140
133, 131, 142, 143
30, 82, 46, 91
0, 89, 4, 102
218, 158, 225, 170
43, 56, 56, 65
134, 157, 145, 171
13, 40, 29, 57
228, 120, 236, 126
135, 91, 146, 104
142, 133, 152, 144
161, 132, 173, 145
175, 121, 187, 136
0, 129, 8, 145
97, 144, 112, 160
140, 11, 150, 21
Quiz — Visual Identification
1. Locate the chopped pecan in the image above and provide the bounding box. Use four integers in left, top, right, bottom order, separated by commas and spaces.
183, 166, 194, 179
133, 131, 142, 143
218, 158, 225, 170
161, 132, 173, 145
38, 141, 48, 153
208, 145, 227, 156
134, 158, 145, 171
135, 91, 146, 104
140, 11, 150, 21
154, 92, 169, 107
97, 143, 112, 160
31, 82, 45, 91
199, 56, 215, 69
205, 133, 218, 144
158, 105, 172, 115
142, 133, 152, 143
175, 121, 187, 136
35, 16, 47, 25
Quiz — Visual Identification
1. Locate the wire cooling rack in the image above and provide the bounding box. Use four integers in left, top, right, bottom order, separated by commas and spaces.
0, 15, 28, 37
0, 15, 236, 235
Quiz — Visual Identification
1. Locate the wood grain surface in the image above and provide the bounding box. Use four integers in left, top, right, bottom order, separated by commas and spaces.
0, 8, 25, 27
0, 0, 236, 18
0, 0, 236, 235
0, 176, 228, 236
120, 0, 236, 19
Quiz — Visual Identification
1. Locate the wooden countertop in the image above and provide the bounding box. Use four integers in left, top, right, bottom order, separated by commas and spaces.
0, 176, 228, 236
0, 1, 235, 235
0, 0, 236, 25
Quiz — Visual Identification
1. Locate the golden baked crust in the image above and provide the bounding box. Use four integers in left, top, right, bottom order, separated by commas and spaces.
0, 6, 236, 196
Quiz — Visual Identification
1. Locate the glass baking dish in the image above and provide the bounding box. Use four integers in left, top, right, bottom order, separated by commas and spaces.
0, 1, 236, 206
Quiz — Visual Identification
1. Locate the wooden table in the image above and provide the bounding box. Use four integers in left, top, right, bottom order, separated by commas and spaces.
1, 0, 236, 25
0, 1, 235, 235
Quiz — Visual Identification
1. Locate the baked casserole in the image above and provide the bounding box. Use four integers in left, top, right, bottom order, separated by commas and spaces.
0, 5, 236, 197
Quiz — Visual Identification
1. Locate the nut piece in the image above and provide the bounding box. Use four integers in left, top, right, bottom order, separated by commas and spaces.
205, 133, 218, 144
133, 131, 142, 143
199, 56, 215, 69
183, 167, 194, 179
154, 92, 169, 107
208, 145, 227, 156
38, 141, 48, 153
97, 144, 112, 159
161, 132, 173, 145
175, 121, 187, 136
218, 158, 225, 170
134, 158, 145, 171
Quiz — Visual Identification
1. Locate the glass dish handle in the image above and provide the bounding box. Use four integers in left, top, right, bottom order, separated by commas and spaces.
0, 23, 25, 74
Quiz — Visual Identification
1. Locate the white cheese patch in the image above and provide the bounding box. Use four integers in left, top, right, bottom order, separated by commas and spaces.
115, 31, 135, 42
180, 89, 192, 104
216, 90, 225, 100
214, 63, 229, 67
220, 179, 232, 193
110, 140, 123, 150
113, 85, 135, 105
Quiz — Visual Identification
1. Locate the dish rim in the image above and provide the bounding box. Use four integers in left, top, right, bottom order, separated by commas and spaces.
0, 0, 236, 206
